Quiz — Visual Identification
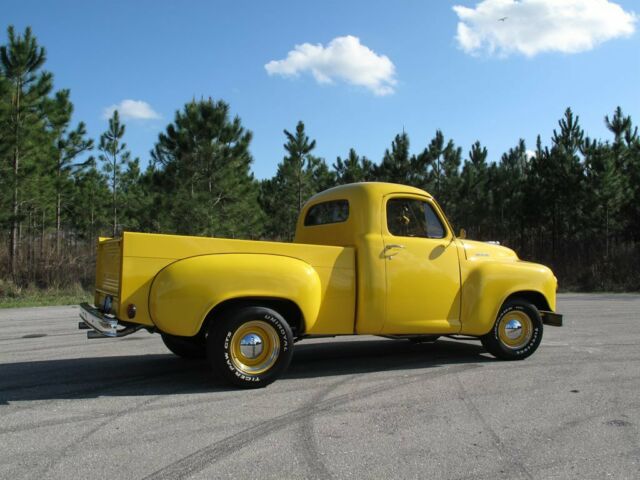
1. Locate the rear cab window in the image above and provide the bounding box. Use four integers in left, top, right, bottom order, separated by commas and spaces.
304, 200, 350, 226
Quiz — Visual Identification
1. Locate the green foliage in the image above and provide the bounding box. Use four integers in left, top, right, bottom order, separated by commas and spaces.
333, 148, 374, 184
0, 25, 53, 278
413, 130, 462, 223
149, 98, 262, 238
67, 162, 111, 239
45, 89, 93, 252
99, 110, 132, 236
260, 121, 332, 240
374, 132, 415, 184
458, 141, 490, 238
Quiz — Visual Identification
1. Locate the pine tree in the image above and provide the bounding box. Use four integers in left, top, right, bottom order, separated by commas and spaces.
150, 98, 261, 238
0, 26, 52, 277
284, 121, 317, 211
492, 140, 529, 248
414, 131, 461, 222
260, 121, 330, 240
459, 141, 489, 238
374, 132, 415, 184
0, 73, 12, 234
46, 89, 93, 252
439, 139, 462, 223
68, 161, 111, 241
98, 110, 130, 237
416, 130, 446, 195
333, 148, 373, 184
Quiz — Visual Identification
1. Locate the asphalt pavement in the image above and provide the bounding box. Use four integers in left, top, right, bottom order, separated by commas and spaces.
0, 294, 639, 479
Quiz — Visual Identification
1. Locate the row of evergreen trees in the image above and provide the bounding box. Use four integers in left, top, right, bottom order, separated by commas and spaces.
1, 26, 639, 292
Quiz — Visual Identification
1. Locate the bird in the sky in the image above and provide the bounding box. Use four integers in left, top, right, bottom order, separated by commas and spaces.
499, 16, 508, 21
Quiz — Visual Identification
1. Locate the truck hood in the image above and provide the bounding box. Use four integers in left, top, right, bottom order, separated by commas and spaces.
460, 239, 519, 261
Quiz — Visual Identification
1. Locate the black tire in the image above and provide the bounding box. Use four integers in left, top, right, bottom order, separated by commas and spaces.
207, 306, 294, 388
481, 299, 543, 360
161, 333, 206, 359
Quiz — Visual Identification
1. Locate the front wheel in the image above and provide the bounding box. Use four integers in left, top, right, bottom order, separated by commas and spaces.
208, 306, 294, 388
481, 299, 543, 360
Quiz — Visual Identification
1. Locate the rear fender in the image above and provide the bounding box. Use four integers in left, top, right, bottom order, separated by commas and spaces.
149, 254, 321, 336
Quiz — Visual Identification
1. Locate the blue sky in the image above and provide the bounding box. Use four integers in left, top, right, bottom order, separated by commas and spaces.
4, 0, 639, 179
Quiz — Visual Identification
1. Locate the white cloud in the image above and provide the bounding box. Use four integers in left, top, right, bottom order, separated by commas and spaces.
265, 35, 397, 96
102, 99, 161, 120
453, 0, 637, 57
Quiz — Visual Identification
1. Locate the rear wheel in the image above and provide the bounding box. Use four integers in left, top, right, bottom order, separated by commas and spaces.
208, 306, 294, 388
161, 333, 206, 359
481, 299, 543, 360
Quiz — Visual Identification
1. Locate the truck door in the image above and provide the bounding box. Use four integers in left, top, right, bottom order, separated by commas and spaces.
381, 195, 461, 334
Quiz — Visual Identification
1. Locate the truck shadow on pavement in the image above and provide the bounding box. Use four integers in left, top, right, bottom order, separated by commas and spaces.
0, 339, 491, 404
287, 338, 490, 379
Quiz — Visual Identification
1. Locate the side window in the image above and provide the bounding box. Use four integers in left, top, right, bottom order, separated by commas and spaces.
386, 198, 446, 239
424, 203, 445, 238
304, 200, 349, 226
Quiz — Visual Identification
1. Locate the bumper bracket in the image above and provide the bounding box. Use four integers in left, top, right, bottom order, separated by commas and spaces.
541, 311, 563, 327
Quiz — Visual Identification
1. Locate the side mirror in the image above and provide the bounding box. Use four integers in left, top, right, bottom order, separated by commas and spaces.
458, 228, 466, 239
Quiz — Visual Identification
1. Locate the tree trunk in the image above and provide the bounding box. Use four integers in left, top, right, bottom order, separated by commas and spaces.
112, 153, 117, 237
10, 176, 19, 277
56, 192, 62, 255
9, 80, 22, 279
56, 155, 63, 255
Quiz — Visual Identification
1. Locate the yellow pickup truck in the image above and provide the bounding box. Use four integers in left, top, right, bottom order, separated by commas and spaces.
79, 182, 562, 387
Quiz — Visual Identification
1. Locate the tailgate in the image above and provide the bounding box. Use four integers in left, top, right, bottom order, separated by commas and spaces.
94, 237, 122, 314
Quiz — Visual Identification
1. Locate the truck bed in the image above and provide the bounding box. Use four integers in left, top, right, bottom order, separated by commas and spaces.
95, 232, 356, 336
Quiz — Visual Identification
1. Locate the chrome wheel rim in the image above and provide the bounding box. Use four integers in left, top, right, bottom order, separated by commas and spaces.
230, 321, 280, 375
498, 311, 533, 349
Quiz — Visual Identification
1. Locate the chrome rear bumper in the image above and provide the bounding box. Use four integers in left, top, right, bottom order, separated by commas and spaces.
79, 302, 141, 338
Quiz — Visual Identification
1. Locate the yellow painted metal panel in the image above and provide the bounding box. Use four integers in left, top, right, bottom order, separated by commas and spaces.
122, 232, 352, 269
118, 256, 174, 326
380, 193, 461, 334
94, 238, 122, 314
149, 253, 355, 336
459, 256, 557, 336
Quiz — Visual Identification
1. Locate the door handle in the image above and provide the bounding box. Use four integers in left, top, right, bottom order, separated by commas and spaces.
384, 244, 405, 258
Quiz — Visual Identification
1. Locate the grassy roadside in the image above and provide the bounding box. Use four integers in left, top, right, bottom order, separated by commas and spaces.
0, 281, 91, 308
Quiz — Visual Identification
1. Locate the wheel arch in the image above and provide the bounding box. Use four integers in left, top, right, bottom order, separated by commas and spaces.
503, 290, 551, 312
200, 297, 305, 338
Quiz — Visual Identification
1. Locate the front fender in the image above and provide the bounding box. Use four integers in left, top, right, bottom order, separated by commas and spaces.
149, 254, 321, 336
460, 260, 557, 336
